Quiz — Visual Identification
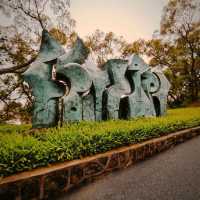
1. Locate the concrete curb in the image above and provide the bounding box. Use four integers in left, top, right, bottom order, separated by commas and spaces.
0, 126, 200, 200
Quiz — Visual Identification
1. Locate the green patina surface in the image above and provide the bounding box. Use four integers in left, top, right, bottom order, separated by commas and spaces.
23, 29, 170, 128
23, 31, 65, 128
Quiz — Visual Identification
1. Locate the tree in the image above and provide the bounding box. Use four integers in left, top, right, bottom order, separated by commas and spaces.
144, 39, 189, 105
0, 0, 75, 123
119, 0, 200, 105
0, 27, 36, 122
125, 0, 200, 106
121, 39, 146, 58
0, 0, 75, 73
85, 29, 126, 67
160, 0, 200, 102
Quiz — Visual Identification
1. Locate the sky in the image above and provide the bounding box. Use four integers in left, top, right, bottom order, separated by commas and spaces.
0, 0, 168, 42
71, 0, 168, 42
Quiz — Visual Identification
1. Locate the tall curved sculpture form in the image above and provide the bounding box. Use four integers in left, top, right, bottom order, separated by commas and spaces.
22, 30, 65, 128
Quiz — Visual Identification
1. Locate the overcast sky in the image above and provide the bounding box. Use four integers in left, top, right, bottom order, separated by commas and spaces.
71, 0, 168, 42
0, 0, 168, 42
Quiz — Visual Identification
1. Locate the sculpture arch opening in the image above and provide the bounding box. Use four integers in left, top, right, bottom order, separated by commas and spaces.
119, 97, 129, 119
56, 73, 71, 96
153, 96, 161, 116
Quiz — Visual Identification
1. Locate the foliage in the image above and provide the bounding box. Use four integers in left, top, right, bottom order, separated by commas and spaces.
0, 107, 200, 177
159, 0, 200, 103
160, 0, 200, 34
0, 31, 34, 122
120, 0, 200, 106
85, 29, 126, 67
0, 0, 75, 123
0, 0, 75, 73
121, 39, 146, 58
0, 0, 75, 38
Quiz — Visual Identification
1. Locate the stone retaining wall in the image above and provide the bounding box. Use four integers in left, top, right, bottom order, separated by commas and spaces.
0, 126, 200, 200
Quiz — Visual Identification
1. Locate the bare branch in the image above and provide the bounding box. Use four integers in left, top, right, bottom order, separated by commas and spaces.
0, 56, 37, 75
34, 0, 45, 29
17, 3, 38, 21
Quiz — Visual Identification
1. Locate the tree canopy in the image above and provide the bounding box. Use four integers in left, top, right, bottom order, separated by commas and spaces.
0, 0, 75, 122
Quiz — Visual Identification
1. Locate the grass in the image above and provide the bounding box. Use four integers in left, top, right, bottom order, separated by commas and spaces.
0, 107, 200, 178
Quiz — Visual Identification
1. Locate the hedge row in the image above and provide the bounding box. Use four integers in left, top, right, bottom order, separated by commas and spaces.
0, 107, 200, 178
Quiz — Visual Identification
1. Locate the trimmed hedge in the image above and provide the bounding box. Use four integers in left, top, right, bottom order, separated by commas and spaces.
0, 107, 200, 178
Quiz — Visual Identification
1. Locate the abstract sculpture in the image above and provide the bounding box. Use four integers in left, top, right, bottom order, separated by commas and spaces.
23, 30, 170, 128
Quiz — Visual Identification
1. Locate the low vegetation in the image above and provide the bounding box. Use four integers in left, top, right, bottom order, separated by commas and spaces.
0, 107, 200, 178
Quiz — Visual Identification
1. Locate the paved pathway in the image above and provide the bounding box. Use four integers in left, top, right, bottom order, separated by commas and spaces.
59, 136, 200, 200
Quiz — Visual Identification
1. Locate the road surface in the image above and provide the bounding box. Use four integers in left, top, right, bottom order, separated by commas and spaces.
59, 136, 200, 200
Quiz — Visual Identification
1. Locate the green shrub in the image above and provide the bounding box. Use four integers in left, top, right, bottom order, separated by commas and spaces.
0, 107, 200, 177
